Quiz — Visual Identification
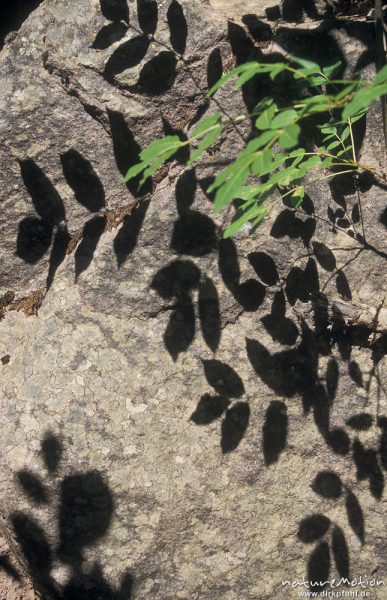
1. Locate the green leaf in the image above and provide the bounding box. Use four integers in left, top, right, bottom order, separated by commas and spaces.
247, 130, 277, 150
223, 203, 266, 238
190, 113, 222, 138
140, 136, 182, 162
269, 63, 287, 80
373, 64, 387, 86
278, 123, 300, 149
292, 56, 321, 72
255, 103, 277, 130
271, 109, 297, 128
320, 124, 337, 135
188, 124, 224, 165
342, 84, 387, 120
326, 140, 341, 151
340, 126, 351, 142
322, 60, 342, 79
122, 161, 146, 183
236, 65, 261, 87
213, 166, 250, 212
251, 148, 273, 175
250, 207, 268, 232
267, 165, 301, 186
290, 185, 305, 207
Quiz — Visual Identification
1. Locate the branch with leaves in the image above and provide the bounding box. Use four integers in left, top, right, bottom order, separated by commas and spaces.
123, 57, 387, 238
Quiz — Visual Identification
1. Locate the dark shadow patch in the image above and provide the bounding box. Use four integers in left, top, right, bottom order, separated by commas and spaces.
151, 259, 200, 299
0, 555, 21, 582
167, 0, 187, 55
92, 22, 128, 50
263, 400, 288, 466
307, 541, 330, 591
164, 301, 195, 361
100, 0, 129, 23
46, 225, 71, 291
137, 0, 158, 36
11, 433, 133, 599
202, 360, 244, 398
137, 51, 177, 95
241, 15, 272, 42
271, 209, 315, 247
345, 489, 364, 544
0, 0, 44, 51
298, 514, 330, 544
16, 217, 53, 264
312, 242, 336, 272
114, 200, 150, 267
326, 358, 339, 402
11, 513, 55, 594
261, 291, 299, 345
353, 438, 384, 500
104, 35, 150, 81
348, 360, 364, 387
151, 259, 200, 360
219, 239, 265, 311
336, 270, 352, 301
107, 109, 151, 197
380, 207, 387, 229
171, 170, 216, 256
190, 394, 229, 425
312, 471, 342, 499
248, 251, 279, 286
74, 216, 107, 281
16, 470, 49, 505
379, 416, 387, 471
346, 413, 372, 431
60, 150, 105, 212
331, 525, 350, 579
198, 277, 221, 352
286, 258, 319, 305
19, 159, 65, 225
41, 430, 63, 474
282, 0, 319, 22
221, 402, 250, 453
207, 47, 223, 91
58, 471, 114, 566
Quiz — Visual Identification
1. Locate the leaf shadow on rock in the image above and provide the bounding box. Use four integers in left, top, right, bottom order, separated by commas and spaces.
198, 277, 221, 352
100, 0, 129, 23
219, 238, 266, 311
136, 51, 178, 95
75, 215, 107, 282
18, 159, 65, 225
10, 431, 134, 599
107, 110, 151, 266
92, 22, 128, 50
171, 169, 217, 257
0, 555, 21, 582
207, 47, 223, 91
167, 0, 188, 55
60, 149, 105, 213
151, 259, 201, 360
16, 159, 65, 265
353, 437, 384, 500
263, 400, 288, 466
137, 0, 158, 36
103, 35, 150, 83
307, 541, 330, 592
281, 0, 319, 22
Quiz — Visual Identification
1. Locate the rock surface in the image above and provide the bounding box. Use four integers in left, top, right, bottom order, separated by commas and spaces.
0, 1, 387, 599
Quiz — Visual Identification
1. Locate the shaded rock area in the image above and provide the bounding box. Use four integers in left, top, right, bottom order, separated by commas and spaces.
0, 0, 386, 599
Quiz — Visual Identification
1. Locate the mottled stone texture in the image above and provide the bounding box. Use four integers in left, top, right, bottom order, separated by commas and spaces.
0, 1, 387, 599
